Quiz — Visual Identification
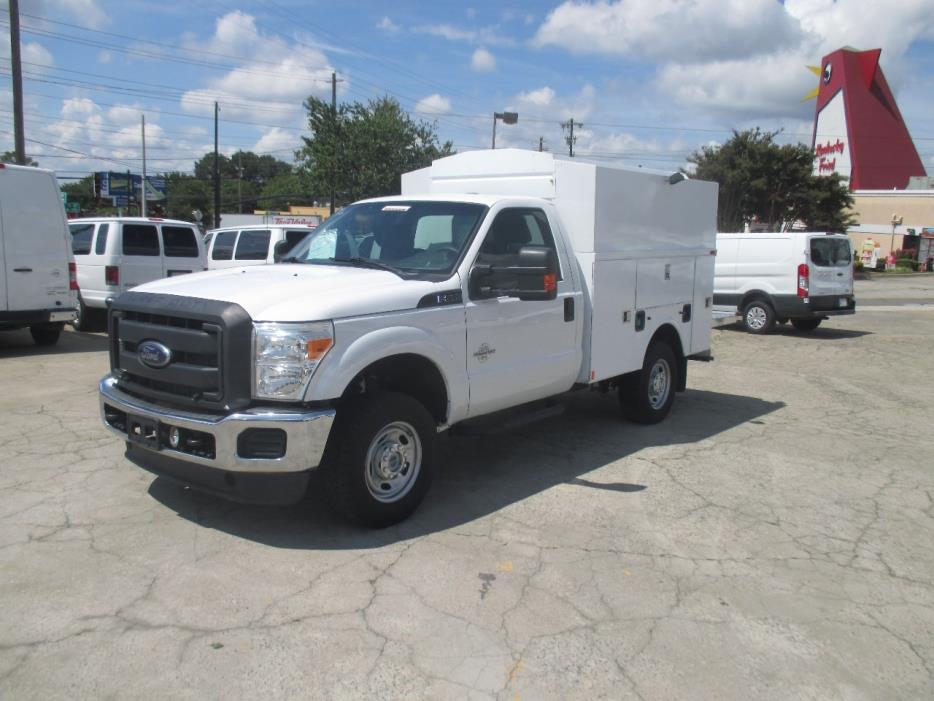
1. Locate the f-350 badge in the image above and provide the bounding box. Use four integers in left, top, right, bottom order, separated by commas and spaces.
473, 343, 496, 363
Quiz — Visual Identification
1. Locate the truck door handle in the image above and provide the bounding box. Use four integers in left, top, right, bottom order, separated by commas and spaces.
13, 267, 33, 272
564, 297, 574, 322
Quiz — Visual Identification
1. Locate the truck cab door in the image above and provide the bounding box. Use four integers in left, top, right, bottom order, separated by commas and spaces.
464, 206, 582, 418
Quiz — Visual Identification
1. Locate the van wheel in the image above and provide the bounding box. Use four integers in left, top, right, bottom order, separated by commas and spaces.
322, 391, 435, 527
30, 324, 62, 346
791, 318, 821, 332
619, 342, 678, 424
742, 300, 776, 334
72, 296, 91, 332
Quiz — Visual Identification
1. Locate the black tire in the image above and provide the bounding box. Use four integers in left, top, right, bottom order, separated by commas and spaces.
322, 391, 435, 527
30, 324, 62, 346
619, 342, 678, 425
71, 296, 102, 332
791, 318, 821, 332
742, 300, 776, 334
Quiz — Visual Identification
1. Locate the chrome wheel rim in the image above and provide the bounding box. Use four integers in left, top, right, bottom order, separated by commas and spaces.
364, 421, 421, 503
746, 306, 767, 330
647, 358, 671, 410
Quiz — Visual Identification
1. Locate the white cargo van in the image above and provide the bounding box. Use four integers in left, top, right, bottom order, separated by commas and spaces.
206, 224, 317, 270
68, 217, 206, 330
0, 163, 77, 346
714, 231, 855, 333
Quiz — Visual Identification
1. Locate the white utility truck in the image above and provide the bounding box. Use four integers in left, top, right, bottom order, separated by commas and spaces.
99, 150, 718, 526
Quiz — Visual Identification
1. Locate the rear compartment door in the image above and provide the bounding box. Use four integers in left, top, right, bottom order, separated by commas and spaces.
161, 225, 202, 277
0, 167, 71, 312
808, 235, 853, 297
119, 223, 162, 290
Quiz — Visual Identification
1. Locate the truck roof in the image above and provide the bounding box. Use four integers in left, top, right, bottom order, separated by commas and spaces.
359, 193, 538, 207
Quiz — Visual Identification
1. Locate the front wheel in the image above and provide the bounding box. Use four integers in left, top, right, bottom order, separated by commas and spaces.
619, 342, 678, 424
322, 391, 435, 527
791, 318, 821, 332
742, 300, 776, 334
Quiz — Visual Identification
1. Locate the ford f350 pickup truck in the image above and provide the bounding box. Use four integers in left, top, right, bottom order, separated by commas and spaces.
99, 149, 718, 526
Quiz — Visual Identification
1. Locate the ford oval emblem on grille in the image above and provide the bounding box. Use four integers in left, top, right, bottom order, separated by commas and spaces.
138, 340, 172, 369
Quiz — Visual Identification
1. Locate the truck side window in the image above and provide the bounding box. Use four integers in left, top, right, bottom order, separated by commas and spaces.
235, 230, 271, 260
122, 225, 160, 256
212, 231, 236, 260
285, 230, 312, 248
477, 208, 561, 279
162, 226, 200, 258
94, 224, 109, 255
69, 223, 94, 255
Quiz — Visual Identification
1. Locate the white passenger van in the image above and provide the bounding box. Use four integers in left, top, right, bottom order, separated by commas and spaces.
68, 217, 206, 330
714, 231, 855, 333
206, 224, 317, 270
0, 163, 77, 346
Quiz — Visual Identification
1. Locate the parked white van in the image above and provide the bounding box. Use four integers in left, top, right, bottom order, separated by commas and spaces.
206, 224, 317, 270
68, 217, 206, 330
714, 231, 855, 333
0, 163, 78, 346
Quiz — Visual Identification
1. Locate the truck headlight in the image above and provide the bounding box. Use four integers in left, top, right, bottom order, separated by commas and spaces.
253, 321, 333, 400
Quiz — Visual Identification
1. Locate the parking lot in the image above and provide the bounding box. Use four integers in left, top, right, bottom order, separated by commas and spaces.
1, 276, 933, 700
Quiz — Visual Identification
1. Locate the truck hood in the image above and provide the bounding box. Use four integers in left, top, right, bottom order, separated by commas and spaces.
130, 264, 460, 321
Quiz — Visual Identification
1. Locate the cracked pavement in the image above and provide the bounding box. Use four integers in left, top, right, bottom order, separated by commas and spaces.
1, 280, 933, 699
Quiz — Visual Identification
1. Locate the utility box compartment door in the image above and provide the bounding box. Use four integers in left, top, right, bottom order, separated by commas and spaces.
635, 258, 696, 311
590, 258, 641, 381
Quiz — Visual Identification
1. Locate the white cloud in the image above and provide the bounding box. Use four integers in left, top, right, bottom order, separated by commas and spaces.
377, 17, 400, 33
414, 23, 515, 47
533, 0, 802, 62
517, 86, 555, 107
22, 42, 55, 69
97, 50, 112, 64
415, 94, 453, 116
471, 48, 496, 72
252, 128, 298, 159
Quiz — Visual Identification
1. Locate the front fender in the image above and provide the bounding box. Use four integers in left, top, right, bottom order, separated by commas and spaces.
305, 314, 467, 423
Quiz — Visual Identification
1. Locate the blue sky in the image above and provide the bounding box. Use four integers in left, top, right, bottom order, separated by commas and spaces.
2, 0, 933, 182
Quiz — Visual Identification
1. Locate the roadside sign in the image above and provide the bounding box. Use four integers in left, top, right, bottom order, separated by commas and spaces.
65, 202, 80, 214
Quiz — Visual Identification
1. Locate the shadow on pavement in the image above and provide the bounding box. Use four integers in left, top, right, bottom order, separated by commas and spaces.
148, 388, 784, 550
0, 328, 110, 357
717, 324, 871, 340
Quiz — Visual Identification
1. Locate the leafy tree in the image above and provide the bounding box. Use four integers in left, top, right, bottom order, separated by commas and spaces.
163, 173, 211, 223
260, 173, 316, 210
61, 175, 96, 212
1, 150, 38, 166
689, 128, 855, 232
297, 96, 454, 206
193, 151, 293, 188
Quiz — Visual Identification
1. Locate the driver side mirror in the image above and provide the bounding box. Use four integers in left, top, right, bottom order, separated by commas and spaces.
469, 245, 558, 301
273, 239, 292, 263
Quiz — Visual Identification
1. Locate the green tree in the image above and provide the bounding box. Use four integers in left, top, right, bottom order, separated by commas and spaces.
1, 150, 39, 166
61, 175, 96, 213
297, 95, 454, 206
260, 173, 315, 210
163, 173, 211, 222
689, 128, 855, 232
193, 151, 293, 188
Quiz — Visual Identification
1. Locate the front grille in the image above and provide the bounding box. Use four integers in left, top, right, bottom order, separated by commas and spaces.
109, 292, 253, 411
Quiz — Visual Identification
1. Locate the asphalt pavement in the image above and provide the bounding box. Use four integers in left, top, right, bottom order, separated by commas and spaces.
1, 279, 933, 699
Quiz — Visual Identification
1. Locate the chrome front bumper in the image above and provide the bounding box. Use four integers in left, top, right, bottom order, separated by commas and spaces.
99, 375, 335, 474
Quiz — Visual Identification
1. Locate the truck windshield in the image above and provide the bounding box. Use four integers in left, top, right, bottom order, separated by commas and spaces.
285, 201, 487, 276
810, 237, 852, 267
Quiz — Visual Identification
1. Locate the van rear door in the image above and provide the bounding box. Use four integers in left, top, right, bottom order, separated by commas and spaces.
0, 167, 72, 312
808, 235, 853, 302
119, 223, 162, 290
161, 225, 202, 277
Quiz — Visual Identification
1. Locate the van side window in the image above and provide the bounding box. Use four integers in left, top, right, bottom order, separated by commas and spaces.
69, 223, 94, 255
162, 226, 200, 257
285, 230, 312, 248
94, 224, 109, 255
235, 230, 271, 260
212, 231, 236, 260
477, 208, 561, 279
122, 225, 160, 256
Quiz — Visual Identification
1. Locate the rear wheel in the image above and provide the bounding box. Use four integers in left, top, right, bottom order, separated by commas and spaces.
71, 296, 102, 332
30, 324, 62, 346
322, 391, 435, 527
791, 318, 821, 332
742, 300, 776, 334
620, 342, 678, 424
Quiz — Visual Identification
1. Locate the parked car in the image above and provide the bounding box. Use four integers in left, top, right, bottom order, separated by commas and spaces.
205, 224, 317, 270
99, 149, 718, 526
0, 163, 77, 346
713, 231, 856, 333
67, 217, 206, 330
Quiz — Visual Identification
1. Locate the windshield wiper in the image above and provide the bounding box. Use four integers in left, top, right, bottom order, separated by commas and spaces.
329, 257, 406, 277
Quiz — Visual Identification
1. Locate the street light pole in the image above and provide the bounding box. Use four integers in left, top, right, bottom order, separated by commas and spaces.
492, 111, 518, 149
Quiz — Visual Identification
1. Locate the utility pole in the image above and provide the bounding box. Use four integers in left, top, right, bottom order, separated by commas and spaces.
237, 151, 242, 214
561, 118, 581, 157
330, 71, 337, 215
213, 101, 220, 229
538, 136, 544, 152
140, 115, 147, 217
9, 0, 26, 165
